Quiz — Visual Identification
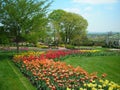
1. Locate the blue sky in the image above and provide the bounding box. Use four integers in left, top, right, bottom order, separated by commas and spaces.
50, 0, 120, 33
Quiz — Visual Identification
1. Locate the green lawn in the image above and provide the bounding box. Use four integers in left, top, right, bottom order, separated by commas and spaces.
64, 56, 120, 84
0, 52, 36, 90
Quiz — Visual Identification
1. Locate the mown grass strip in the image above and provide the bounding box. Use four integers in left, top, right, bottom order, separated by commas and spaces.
0, 52, 36, 90
7, 60, 29, 90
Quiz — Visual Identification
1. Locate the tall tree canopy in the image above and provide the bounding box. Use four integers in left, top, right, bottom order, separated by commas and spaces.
48, 10, 65, 44
0, 0, 52, 52
49, 9, 88, 45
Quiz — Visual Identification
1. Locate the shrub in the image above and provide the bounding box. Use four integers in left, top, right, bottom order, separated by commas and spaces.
66, 45, 75, 49
36, 44, 49, 49
59, 44, 65, 47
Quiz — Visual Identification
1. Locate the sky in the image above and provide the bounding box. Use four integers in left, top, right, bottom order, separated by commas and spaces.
50, 0, 120, 33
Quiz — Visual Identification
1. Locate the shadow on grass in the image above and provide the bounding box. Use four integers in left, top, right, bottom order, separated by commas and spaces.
0, 51, 16, 60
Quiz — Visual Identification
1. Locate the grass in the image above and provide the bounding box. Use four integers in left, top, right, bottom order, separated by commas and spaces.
0, 51, 36, 90
64, 56, 120, 84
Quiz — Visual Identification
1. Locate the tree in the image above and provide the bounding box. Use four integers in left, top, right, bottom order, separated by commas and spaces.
0, 0, 52, 53
49, 9, 88, 46
48, 9, 65, 45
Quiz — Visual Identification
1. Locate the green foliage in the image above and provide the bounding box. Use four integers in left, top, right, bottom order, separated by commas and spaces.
36, 43, 49, 49
59, 44, 65, 47
65, 44, 75, 49
49, 9, 66, 21
0, 34, 10, 44
49, 9, 88, 45
0, 0, 52, 52
0, 26, 10, 44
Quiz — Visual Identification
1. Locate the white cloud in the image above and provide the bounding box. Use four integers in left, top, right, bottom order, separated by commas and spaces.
63, 7, 92, 19
72, 0, 118, 4
84, 6, 92, 11
63, 8, 80, 14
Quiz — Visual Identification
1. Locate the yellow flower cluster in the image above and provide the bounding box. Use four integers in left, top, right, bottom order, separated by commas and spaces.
23, 51, 45, 56
99, 79, 120, 90
13, 51, 45, 62
80, 50, 100, 53
85, 79, 120, 90
67, 79, 120, 90
17, 51, 45, 56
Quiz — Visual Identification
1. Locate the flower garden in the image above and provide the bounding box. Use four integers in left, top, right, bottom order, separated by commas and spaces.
13, 50, 120, 90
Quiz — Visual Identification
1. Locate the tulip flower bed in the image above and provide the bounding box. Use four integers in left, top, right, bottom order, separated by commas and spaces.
13, 50, 120, 90
13, 50, 100, 62
19, 59, 91, 89
13, 50, 120, 62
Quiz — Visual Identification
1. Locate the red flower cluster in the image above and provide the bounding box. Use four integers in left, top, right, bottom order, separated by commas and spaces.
44, 50, 81, 59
